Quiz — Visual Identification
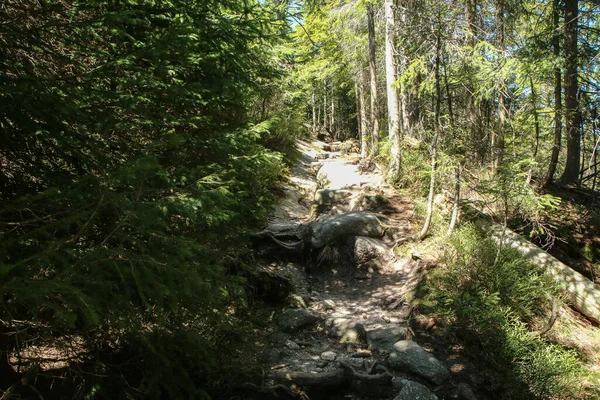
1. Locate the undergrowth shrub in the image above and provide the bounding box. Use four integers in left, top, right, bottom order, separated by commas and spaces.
0, 1, 287, 398
422, 224, 585, 399
394, 146, 430, 195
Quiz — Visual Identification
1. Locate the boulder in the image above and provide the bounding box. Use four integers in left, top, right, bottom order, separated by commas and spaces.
367, 326, 409, 353
388, 341, 449, 385
354, 236, 389, 265
394, 381, 439, 400
310, 212, 385, 249
277, 309, 318, 333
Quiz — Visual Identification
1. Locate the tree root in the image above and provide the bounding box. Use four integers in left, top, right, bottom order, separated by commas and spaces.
536, 296, 559, 337
269, 360, 392, 389
235, 383, 305, 399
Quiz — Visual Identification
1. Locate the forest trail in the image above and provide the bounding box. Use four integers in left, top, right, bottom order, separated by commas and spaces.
243, 139, 477, 400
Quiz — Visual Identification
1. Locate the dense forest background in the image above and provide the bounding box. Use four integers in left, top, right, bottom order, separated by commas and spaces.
1, 0, 599, 399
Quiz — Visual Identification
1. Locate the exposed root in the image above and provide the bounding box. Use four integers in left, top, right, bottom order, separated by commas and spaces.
235, 383, 305, 399
535, 297, 559, 337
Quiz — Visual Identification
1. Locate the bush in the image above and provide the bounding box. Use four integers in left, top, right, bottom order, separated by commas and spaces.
0, 1, 286, 398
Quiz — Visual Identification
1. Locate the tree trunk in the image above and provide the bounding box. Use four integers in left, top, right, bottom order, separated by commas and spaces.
359, 71, 369, 158
543, 0, 563, 188
559, 0, 581, 185
385, 0, 401, 183
464, 0, 484, 163
355, 81, 362, 142
419, 22, 442, 241
324, 81, 328, 132
447, 162, 461, 235
367, 3, 380, 157
527, 76, 541, 185
398, 1, 412, 137
492, 0, 506, 173
312, 91, 317, 133
487, 223, 600, 324
331, 93, 336, 138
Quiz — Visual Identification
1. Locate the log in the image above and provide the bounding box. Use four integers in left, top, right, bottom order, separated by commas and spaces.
487, 223, 600, 324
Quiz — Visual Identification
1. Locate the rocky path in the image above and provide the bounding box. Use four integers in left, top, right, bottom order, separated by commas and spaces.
243, 139, 477, 400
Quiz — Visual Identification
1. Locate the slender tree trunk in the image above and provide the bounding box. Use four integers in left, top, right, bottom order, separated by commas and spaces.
355, 81, 362, 142
323, 82, 328, 132
580, 99, 586, 181
367, 3, 380, 157
317, 89, 321, 128
559, 0, 581, 185
447, 162, 461, 235
543, 0, 563, 188
527, 77, 541, 185
593, 131, 599, 190
261, 97, 267, 121
331, 93, 335, 138
443, 56, 455, 127
419, 22, 442, 241
397, 1, 411, 137
464, 0, 483, 162
493, 0, 506, 173
386, 0, 401, 182
312, 91, 317, 133
359, 71, 369, 158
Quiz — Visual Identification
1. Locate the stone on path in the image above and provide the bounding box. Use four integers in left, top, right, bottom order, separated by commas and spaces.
388, 340, 449, 385
277, 309, 318, 332
394, 381, 439, 400
285, 339, 300, 350
367, 326, 409, 353
310, 211, 384, 249
269, 331, 290, 345
320, 351, 337, 361
329, 318, 367, 344
354, 236, 389, 265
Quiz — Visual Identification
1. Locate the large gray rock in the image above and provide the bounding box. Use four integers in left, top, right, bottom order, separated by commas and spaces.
394, 381, 439, 400
367, 326, 409, 353
310, 212, 385, 249
277, 309, 318, 332
388, 341, 449, 385
354, 236, 389, 265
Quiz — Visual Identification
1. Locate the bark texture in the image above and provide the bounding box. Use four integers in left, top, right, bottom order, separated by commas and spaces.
559, 0, 581, 185
385, 0, 401, 183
